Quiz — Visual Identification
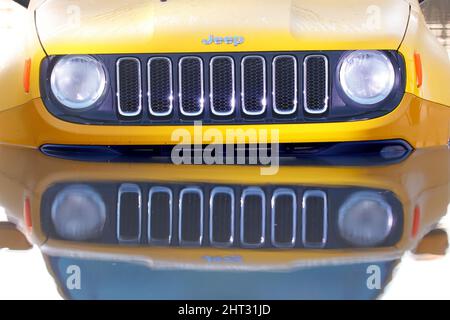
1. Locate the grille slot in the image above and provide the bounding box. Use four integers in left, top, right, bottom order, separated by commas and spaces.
116, 58, 142, 117
148, 58, 173, 117
240, 188, 266, 248
148, 187, 173, 245
209, 187, 235, 247
302, 190, 328, 248
179, 187, 204, 246
304, 55, 329, 114
117, 184, 142, 243
210, 57, 235, 116
241, 56, 267, 116
179, 57, 204, 116
273, 56, 298, 115
271, 189, 297, 248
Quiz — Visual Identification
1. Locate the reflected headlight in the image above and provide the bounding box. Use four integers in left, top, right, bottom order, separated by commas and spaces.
339, 51, 395, 105
50, 55, 107, 110
338, 192, 394, 247
51, 185, 106, 241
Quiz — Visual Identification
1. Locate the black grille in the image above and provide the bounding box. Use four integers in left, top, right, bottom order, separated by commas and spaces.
117, 184, 141, 243
210, 57, 235, 116
148, 58, 173, 116
273, 56, 297, 115
304, 55, 328, 114
179, 57, 204, 116
114, 54, 329, 120
117, 58, 142, 116
241, 188, 265, 247
272, 190, 296, 247
242, 56, 266, 115
302, 191, 327, 248
148, 187, 172, 244
210, 188, 234, 246
179, 188, 203, 245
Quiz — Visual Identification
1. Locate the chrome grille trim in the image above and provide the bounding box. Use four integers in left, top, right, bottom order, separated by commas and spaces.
178, 57, 205, 117
116, 57, 143, 117
209, 187, 235, 247
303, 55, 329, 114
272, 55, 298, 115
147, 57, 173, 117
116, 183, 142, 244
241, 56, 267, 116
271, 188, 297, 248
302, 190, 328, 248
148, 186, 173, 245
178, 187, 204, 246
210, 56, 236, 116
240, 187, 266, 248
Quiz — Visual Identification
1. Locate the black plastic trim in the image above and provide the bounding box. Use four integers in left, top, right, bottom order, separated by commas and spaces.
40, 139, 413, 166
39, 51, 407, 126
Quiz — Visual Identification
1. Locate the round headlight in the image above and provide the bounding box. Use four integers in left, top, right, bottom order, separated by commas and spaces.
339, 51, 395, 105
50, 55, 107, 110
338, 192, 394, 247
51, 185, 106, 241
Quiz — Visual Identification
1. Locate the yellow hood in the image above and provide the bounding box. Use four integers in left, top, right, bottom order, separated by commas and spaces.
35, 0, 411, 54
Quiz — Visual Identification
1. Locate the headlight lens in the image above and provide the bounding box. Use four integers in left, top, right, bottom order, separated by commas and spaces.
338, 192, 394, 247
339, 51, 395, 105
50, 55, 107, 110
51, 185, 106, 241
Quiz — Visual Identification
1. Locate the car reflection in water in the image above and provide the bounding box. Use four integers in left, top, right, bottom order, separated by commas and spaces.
0, 145, 448, 300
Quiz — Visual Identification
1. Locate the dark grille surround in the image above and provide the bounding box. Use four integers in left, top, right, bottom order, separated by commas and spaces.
40, 51, 406, 125
41, 182, 404, 249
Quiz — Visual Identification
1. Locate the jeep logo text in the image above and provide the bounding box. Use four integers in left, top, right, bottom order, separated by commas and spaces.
202, 35, 245, 47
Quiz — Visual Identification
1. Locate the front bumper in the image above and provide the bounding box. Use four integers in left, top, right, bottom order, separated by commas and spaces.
0, 93, 449, 149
